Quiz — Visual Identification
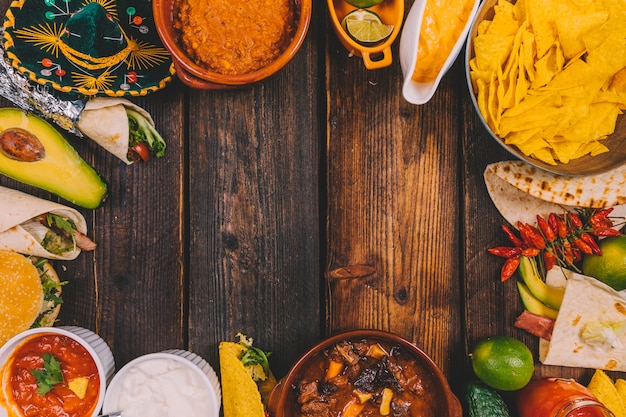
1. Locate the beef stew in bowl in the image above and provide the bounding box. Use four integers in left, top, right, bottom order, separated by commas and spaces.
268, 330, 461, 417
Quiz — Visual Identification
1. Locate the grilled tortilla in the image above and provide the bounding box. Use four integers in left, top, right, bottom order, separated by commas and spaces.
484, 163, 626, 226
486, 160, 626, 208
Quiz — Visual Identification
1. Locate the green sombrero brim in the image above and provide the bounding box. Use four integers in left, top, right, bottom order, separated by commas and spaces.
3, 0, 175, 97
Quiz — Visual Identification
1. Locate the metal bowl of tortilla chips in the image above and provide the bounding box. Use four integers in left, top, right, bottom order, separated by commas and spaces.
465, 0, 626, 176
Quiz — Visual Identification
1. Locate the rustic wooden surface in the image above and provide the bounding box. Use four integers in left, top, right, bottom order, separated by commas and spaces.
0, 0, 601, 413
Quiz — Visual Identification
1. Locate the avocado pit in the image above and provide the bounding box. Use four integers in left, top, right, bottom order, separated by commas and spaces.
0, 127, 45, 162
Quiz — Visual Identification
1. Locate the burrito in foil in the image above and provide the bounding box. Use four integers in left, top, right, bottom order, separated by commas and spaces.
0, 186, 96, 260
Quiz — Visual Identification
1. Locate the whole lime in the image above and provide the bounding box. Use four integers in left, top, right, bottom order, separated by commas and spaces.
583, 235, 626, 291
344, 0, 384, 8
471, 335, 534, 391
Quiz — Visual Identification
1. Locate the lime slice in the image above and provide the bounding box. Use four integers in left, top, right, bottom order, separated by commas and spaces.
341, 9, 394, 45
344, 0, 384, 8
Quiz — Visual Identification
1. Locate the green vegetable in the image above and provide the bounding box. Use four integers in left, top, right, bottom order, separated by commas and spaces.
37, 213, 77, 255
235, 333, 272, 382
127, 108, 166, 158
31, 353, 64, 395
466, 380, 512, 417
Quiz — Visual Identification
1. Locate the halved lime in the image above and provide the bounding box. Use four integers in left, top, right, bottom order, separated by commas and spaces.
344, 0, 384, 8
341, 9, 394, 45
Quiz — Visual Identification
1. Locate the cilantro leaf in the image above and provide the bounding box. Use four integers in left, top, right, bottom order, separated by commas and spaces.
31, 353, 64, 395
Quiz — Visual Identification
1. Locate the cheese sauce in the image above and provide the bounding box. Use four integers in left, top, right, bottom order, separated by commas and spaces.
107, 357, 214, 417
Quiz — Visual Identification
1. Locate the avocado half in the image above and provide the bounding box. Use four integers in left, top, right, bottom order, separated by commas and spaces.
0, 108, 107, 209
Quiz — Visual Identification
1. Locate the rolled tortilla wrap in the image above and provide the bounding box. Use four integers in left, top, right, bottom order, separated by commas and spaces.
0, 186, 88, 260
76, 97, 162, 164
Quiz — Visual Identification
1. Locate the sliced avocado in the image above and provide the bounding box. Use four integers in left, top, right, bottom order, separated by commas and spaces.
0, 108, 107, 209
516, 281, 559, 320
518, 255, 564, 310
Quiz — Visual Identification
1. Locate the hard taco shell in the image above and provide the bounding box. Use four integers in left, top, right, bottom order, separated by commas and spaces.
219, 341, 266, 417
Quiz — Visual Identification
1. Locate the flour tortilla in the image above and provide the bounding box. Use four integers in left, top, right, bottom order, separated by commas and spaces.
76, 98, 155, 165
540, 269, 626, 371
487, 160, 626, 208
484, 164, 626, 226
0, 186, 87, 260
219, 342, 266, 417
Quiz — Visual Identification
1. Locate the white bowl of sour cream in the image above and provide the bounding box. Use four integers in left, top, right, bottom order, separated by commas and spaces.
102, 350, 221, 417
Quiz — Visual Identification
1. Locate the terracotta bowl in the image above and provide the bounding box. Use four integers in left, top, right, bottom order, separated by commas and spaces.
327, 0, 404, 70
267, 329, 462, 417
152, 0, 312, 89
465, 0, 626, 176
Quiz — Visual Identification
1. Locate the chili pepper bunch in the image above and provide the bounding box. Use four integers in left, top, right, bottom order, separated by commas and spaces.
488, 208, 623, 282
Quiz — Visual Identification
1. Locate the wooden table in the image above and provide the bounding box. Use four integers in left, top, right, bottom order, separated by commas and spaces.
0, 0, 597, 411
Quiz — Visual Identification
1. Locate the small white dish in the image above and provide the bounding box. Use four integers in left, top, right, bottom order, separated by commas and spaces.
399, 0, 481, 104
102, 350, 221, 417
0, 326, 115, 417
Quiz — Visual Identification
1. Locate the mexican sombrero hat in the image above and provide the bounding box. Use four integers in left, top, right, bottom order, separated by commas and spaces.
3, 0, 175, 97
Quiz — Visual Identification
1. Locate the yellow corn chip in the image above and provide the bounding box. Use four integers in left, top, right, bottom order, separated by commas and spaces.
588, 369, 626, 417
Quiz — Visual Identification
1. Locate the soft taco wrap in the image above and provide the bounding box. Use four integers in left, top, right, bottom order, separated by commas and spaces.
0, 186, 96, 260
539, 269, 626, 371
76, 98, 166, 164
219, 333, 276, 417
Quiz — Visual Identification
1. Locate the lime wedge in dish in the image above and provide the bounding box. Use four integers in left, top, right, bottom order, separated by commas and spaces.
341, 9, 394, 45
345, 0, 384, 8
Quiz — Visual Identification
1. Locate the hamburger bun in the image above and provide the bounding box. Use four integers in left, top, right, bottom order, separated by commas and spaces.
0, 250, 63, 346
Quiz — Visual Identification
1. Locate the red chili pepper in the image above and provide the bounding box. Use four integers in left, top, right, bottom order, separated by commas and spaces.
567, 212, 583, 229
572, 237, 593, 255
543, 251, 557, 271
590, 208, 614, 226
550, 214, 568, 239
521, 247, 541, 257
488, 246, 523, 258
594, 228, 622, 237
580, 233, 602, 256
501, 256, 520, 282
525, 223, 546, 249
561, 242, 574, 265
537, 215, 556, 242
502, 224, 524, 247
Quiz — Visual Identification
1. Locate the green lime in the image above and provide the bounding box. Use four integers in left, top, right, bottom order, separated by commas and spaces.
341, 9, 394, 45
583, 235, 626, 291
344, 0, 384, 8
471, 336, 534, 391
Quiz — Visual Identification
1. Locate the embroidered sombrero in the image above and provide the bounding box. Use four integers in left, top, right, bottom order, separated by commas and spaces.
3, 0, 175, 97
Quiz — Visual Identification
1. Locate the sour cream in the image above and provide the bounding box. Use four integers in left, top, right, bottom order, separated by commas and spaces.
106, 356, 217, 417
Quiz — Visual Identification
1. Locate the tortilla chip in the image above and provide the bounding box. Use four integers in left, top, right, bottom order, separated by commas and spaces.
588, 369, 626, 417
616, 379, 626, 406
219, 342, 265, 417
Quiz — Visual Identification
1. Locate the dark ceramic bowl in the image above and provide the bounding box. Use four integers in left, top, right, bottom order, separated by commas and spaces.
153, 0, 312, 89
268, 329, 462, 417
465, 0, 626, 176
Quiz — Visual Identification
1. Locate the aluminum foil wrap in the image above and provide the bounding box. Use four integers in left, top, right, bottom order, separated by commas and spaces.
0, 37, 84, 134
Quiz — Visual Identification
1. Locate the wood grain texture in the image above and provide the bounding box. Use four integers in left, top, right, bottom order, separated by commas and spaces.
325, 10, 464, 389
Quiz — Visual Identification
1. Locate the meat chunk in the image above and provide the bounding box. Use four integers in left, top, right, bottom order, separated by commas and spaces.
514, 310, 555, 340
297, 381, 322, 404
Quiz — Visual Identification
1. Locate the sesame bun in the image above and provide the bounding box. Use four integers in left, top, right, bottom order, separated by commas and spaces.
0, 250, 62, 347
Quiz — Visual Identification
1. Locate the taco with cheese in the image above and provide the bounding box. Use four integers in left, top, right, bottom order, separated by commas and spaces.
0, 186, 96, 260
219, 333, 277, 417
0, 250, 65, 346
